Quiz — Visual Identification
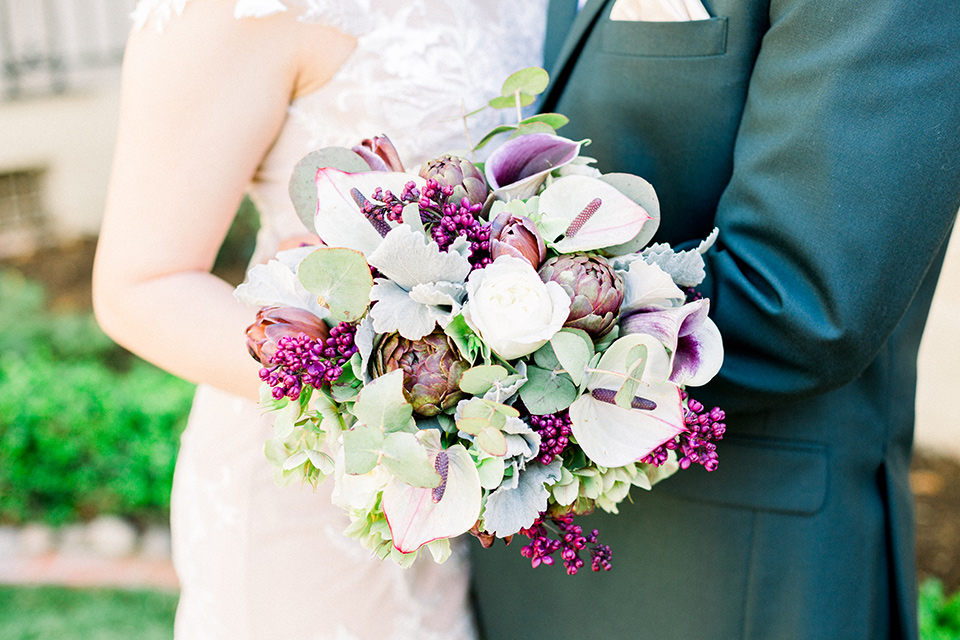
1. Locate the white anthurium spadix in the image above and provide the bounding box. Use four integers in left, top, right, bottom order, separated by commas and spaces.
537, 175, 653, 254
568, 333, 685, 468
381, 429, 481, 554
620, 299, 724, 387
313, 168, 425, 255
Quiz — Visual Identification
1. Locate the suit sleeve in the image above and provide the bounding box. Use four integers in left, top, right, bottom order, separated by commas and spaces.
696, 0, 960, 413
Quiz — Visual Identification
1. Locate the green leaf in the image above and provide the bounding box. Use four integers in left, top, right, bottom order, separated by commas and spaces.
509, 122, 557, 138
288, 147, 370, 233
476, 455, 506, 489
476, 427, 508, 457
352, 370, 414, 434
550, 329, 595, 387
381, 432, 441, 488
459, 365, 509, 395
473, 124, 518, 151
457, 417, 489, 436
489, 94, 536, 110
519, 113, 569, 130
519, 365, 578, 415
342, 424, 384, 475
298, 247, 373, 323
444, 314, 480, 363
282, 450, 309, 471
306, 450, 335, 475
533, 342, 561, 370
501, 67, 550, 97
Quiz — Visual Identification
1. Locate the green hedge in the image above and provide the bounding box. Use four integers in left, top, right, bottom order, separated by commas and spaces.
0, 271, 195, 526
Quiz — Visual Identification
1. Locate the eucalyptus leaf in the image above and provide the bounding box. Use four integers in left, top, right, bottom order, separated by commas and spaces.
476, 455, 506, 490
550, 329, 594, 387
476, 427, 508, 457
519, 365, 578, 415
342, 424, 384, 475
381, 432, 441, 488
519, 113, 569, 130
509, 122, 556, 138
298, 247, 373, 323
532, 342, 561, 370
288, 147, 369, 233
501, 67, 550, 97
489, 94, 536, 110
352, 370, 414, 434
459, 365, 509, 395
474, 124, 519, 151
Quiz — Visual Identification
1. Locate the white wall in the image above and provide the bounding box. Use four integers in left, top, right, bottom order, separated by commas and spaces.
0, 80, 121, 247
916, 221, 960, 458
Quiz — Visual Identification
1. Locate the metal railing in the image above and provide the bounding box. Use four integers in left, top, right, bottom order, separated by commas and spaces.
0, 0, 135, 100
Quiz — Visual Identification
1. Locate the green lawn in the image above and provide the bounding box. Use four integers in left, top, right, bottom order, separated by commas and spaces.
0, 586, 177, 640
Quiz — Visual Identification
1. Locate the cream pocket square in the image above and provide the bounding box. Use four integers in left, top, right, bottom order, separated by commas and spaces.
610, 0, 710, 21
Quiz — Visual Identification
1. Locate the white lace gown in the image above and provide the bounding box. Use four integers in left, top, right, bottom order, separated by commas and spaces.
131, 1, 548, 638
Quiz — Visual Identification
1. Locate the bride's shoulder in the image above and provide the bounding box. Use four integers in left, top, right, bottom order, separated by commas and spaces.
132, 0, 365, 33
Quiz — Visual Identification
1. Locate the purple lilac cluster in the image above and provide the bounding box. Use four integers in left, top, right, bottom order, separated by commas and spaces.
683, 286, 704, 302
417, 179, 491, 268
358, 184, 420, 227
260, 322, 358, 401
519, 514, 612, 575
528, 411, 573, 465
642, 391, 726, 471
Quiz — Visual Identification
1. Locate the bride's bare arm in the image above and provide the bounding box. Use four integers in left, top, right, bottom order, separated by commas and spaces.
93, 2, 354, 400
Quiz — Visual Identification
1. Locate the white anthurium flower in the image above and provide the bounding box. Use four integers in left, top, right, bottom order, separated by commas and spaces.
234, 245, 330, 319
330, 444, 390, 514
620, 298, 724, 387
615, 257, 687, 315
537, 175, 653, 253
568, 333, 686, 468
313, 168, 425, 255
381, 430, 481, 554
367, 225, 472, 340
461, 255, 571, 360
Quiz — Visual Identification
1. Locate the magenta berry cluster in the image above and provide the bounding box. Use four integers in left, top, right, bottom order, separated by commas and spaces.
417, 179, 491, 268
642, 391, 725, 471
260, 322, 358, 401
519, 514, 612, 575
528, 411, 573, 465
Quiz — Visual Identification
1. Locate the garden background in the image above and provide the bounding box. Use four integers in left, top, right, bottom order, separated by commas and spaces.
1, 1, 958, 637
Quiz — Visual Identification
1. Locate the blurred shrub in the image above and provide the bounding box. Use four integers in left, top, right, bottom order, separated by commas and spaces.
920, 579, 960, 640
0, 271, 195, 526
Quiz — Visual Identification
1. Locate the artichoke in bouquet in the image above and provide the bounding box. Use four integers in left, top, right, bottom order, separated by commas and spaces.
372, 329, 470, 416
538, 253, 624, 338
419, 155, 489, 206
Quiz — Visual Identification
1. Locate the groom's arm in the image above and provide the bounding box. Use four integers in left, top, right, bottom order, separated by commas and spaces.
696, 0, 960, 412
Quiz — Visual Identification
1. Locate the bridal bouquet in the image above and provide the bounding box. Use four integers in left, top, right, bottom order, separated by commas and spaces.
236, 69, 726, 574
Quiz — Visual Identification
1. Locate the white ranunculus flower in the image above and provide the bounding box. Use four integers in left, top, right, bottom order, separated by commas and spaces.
462, 255, 571, 360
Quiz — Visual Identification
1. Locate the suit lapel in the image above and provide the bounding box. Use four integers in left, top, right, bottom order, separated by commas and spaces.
543, 0, 614, 109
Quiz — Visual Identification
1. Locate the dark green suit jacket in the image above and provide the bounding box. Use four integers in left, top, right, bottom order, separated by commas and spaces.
470, 0, 960, 638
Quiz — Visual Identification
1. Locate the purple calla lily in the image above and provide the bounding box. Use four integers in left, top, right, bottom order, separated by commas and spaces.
485, 134, 581, 200
620, 299, 724, 387
353, 135, 405, 172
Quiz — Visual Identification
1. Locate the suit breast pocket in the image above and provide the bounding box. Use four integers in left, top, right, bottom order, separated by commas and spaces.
601, 16, 728, 58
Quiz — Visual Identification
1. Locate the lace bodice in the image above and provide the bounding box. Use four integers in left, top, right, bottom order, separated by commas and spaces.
134, 0, 549, 265
133, 2, 548, 638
